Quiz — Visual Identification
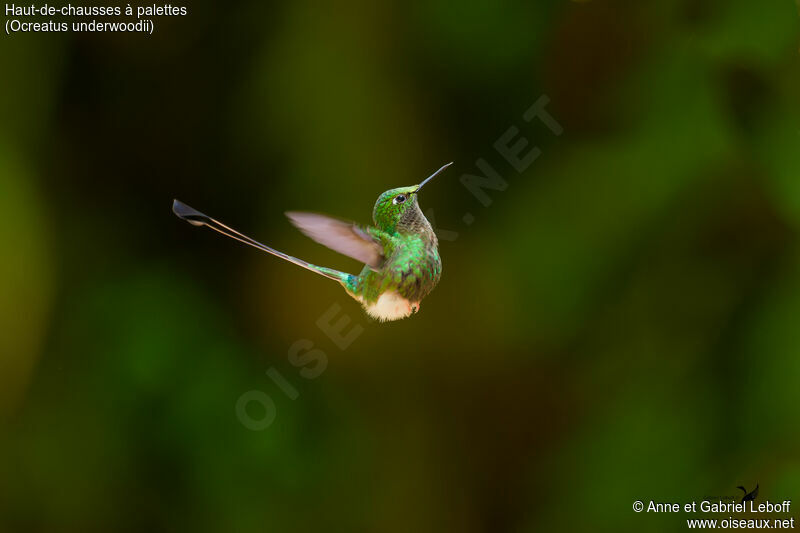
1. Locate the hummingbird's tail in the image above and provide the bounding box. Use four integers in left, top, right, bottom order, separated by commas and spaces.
172, 200, 354, 285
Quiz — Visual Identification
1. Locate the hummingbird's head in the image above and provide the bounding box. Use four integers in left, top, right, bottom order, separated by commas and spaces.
372, 185, 422, 233
372, 163, 452, 235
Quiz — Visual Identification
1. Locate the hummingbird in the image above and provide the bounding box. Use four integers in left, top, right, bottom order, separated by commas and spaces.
172, 162, 452, 321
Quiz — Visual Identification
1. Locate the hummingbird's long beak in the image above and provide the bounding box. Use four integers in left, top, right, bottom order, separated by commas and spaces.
414, 162, 453, 194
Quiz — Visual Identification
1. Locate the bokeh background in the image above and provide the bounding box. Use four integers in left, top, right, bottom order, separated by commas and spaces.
2, 0, 800, 531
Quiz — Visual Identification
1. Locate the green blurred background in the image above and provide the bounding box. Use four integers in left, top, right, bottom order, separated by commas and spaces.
2, 0, 800, 531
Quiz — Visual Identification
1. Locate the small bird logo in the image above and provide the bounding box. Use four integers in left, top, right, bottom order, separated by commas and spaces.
737, 484, 759, 504
173, 163, 452, 321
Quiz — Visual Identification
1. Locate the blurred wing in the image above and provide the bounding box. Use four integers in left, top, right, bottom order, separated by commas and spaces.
286, 212, 384, 269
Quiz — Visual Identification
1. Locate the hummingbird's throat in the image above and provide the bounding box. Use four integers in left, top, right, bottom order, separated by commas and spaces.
397, 203, 435, 241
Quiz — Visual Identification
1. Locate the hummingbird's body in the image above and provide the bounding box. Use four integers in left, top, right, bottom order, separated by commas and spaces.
346, 211, 441, 320
173, 163, 450, 321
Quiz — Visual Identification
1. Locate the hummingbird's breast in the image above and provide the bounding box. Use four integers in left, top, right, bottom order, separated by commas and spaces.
384, 235, 441, 302
348, 231, 441, 320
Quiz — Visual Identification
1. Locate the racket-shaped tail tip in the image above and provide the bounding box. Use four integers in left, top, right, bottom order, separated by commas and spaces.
172, 199, 206, 226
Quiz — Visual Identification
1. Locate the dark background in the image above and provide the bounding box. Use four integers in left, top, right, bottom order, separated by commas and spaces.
2, 0, 799, 531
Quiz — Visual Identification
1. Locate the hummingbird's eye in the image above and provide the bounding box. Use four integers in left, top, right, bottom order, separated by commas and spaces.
393, 194, 407, 205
